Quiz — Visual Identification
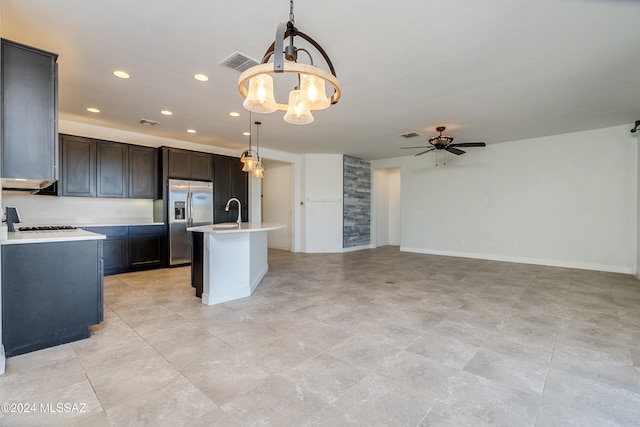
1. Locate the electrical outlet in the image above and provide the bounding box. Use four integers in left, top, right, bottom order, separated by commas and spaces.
486, 241, 493, 248
38, 210, 49, 216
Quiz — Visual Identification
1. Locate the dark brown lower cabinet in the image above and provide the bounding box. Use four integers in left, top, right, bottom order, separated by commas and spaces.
129, 228, 164, 269
85, 225, 165, 275
1, 239, 103, 357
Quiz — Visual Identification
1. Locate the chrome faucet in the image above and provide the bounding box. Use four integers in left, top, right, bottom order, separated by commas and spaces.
224, 198, 242, 225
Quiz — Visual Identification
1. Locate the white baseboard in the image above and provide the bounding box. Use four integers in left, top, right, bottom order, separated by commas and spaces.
268, 244, 291, 251
250, 264, 269, 293
400, 246, 634, 275
342, 244, 374, 253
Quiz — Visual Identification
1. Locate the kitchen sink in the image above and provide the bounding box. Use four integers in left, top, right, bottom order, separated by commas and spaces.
213, 223, 239, 229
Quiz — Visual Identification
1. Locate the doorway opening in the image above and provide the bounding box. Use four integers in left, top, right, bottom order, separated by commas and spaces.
262, 159, 294, 251
374, 168, 401, 247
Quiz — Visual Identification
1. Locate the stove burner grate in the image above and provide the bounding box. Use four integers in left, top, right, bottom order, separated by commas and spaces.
18, 225, 77, 231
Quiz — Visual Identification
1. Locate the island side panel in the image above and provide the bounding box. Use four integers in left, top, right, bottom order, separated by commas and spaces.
202, 232, 252, 305
249, 231, 269, 293
191, 231, 204, 297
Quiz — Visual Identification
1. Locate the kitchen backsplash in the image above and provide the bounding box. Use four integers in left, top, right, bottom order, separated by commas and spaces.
2, 194, 154, 225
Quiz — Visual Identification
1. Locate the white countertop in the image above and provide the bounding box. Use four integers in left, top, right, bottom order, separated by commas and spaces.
17, 219, 164, 227
81, 222, 164, 227
1, 229, 106, 245
187, 222, 286, 234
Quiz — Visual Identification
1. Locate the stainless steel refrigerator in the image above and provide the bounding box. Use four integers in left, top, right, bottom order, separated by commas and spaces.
168, 179, 213, 265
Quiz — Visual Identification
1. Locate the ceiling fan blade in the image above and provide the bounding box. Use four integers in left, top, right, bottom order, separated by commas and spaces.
415, 148, 436, 156
449, 142, 486, 147
445, 146, 466, 155
401, 146, 429, 149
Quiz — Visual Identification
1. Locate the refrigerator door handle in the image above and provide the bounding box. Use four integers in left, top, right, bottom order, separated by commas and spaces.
187, 192, 193, 227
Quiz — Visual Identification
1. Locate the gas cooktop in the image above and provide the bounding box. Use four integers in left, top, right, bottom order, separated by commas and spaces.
18, 225, 77, 231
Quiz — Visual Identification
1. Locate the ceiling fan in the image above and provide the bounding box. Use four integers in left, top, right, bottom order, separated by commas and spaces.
402, 126, 486, 156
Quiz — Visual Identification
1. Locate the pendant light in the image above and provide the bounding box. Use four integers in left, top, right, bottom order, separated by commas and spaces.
252, 121, 265, 179
239, 112, 258, 172
238, 0, 341, 124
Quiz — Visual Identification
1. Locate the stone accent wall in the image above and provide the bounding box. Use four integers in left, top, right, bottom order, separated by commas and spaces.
343, 155, 371, 248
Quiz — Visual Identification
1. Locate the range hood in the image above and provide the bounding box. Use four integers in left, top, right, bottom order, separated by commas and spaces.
1, 178, 56, 193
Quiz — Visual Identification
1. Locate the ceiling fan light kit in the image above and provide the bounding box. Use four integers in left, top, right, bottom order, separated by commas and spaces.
238, 0, 341, 124
401, 126, 486, 160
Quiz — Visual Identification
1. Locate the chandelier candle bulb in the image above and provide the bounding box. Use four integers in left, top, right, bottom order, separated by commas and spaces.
299, 74, 330, 110
243, 74, 277, 113
284, 89, 314, 124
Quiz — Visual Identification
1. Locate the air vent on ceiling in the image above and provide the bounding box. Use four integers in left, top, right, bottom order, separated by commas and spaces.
139, 118, 159, 126
399, 131, 421, 139
220, 52, 260, 72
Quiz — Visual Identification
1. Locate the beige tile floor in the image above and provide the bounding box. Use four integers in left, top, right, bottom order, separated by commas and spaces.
1, 246, 640, 426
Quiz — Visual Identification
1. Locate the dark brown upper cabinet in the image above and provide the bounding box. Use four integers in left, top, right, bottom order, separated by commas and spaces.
60, 134, 158, 199
190, 152, 214, 181
61, 134, 96, 197
166, 148, 213, 181
129, 146, 158, 199
1, 39, 58, 183
97, 140, 128, 198
213, 154, 248, 223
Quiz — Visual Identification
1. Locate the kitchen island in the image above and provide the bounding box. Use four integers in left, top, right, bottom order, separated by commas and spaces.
1, 228, 106, 360
187, 223, 285, 305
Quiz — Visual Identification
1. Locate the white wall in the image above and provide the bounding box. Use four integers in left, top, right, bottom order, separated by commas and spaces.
1, 194, 154, 225
248, 175, 262, 223
388, 168, 401, 245
637, 131, 640, 278
262, 160, 293, 250
374, 169, 390, 246
374, 125, 637, 274
303, 154, 343, 253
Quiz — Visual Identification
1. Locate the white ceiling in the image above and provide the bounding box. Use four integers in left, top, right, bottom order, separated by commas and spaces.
2, 0, 639, 160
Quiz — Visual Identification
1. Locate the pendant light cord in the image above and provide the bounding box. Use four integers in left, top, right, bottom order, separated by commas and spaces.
248, 111, 252, 151
289, 0, 295, 25
255, 121, 260, 160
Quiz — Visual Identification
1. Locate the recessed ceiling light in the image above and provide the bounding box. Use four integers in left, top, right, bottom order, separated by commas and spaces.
86, 107, 100, 113
161, 110, 173, 116
113, 70, 130, 79
229, 112, 240, 117
194, 74, 209, 82
187, 129, 197, 134
242, 131, 251, 136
